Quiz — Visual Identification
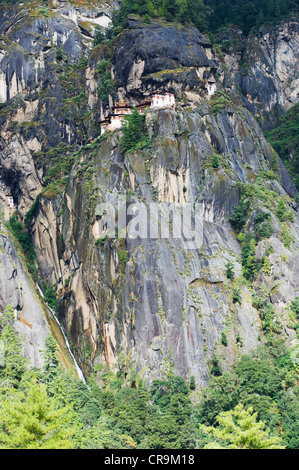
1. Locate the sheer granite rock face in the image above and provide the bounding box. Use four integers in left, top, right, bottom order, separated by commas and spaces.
0, 2, 298, 385
29, 104, 298, 386
0, 223, 50, 368
220, 17, 299, 129
112, 23, 217, 95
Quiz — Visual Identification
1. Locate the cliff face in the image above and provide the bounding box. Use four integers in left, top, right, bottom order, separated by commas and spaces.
0, 222, 49, 368
31, 103, 299, 386
0, 220, 79, 372
219, 17, 299, 129
0, 1, 298, 386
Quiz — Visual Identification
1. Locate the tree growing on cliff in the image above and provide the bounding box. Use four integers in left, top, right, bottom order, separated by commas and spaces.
121, 107, 151, 153
0, 305, 26, 386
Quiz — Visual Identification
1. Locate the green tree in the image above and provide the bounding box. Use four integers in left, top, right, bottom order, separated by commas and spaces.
0, 305, 26, 386
42, 335, 60, 376
75, 415, 125, 449
221, 332, 228, 347
198, 371, 240, 426
0, 304, 15, 328
276, 198, 288, 222
189, 375, 196, 390
0, 379, 78, 449
229, 199, 250, 233
291, 296, 299, 319
242, 236, 257, 280
212, 154, 219, 168
120, 107, 151, 153
200, 403, 285, 449
225, 261, 235, 280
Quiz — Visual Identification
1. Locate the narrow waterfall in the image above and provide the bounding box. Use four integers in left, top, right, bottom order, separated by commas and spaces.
36, 283, 86, 384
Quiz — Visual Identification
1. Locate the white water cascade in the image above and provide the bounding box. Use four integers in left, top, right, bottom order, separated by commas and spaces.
36, 283, 86, 383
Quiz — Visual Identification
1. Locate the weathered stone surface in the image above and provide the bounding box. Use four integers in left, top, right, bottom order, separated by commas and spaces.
112, 23, 216, 95
27, 101, 298, 386
0, 222, 50, 368
221, 17, 299, 129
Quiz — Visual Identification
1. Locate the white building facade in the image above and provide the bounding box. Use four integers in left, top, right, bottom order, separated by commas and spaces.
150, 91, 175, 108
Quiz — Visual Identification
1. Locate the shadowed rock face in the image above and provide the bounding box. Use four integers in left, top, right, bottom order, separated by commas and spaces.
113, 24, 216, 92
0, 2, 298, 386
220, 18, 299, 129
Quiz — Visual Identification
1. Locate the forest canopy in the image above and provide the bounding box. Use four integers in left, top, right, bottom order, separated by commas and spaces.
113, 0, 299, 35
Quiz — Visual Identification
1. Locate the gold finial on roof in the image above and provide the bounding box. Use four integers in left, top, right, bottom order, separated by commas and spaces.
116, 99, 128, 107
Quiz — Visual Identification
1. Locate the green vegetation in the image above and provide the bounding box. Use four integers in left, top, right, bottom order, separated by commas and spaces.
113, 0, 208, 34
24, 194, 41, 229
44, 285, 58, 311
225, 261, 235, 280
232, 288, 242, 304
1, 307, 297, 449
289, 296, 299, 336
220, 332, 228, 346
0, 305, 27, 386
112, 0, 296, 35
229, 199, 250, 232
118, 249, 129, 270
211, 154, 219, 168
264, 102, 299, 191
6, 213, 59, 311
198, 338, 299, 448
229, 177, 294, 285
7, 213, 36, 266
254, 211, 274, 240
120, 107, 152, 154
93, 28, 106, 47
210, 91, 232, 115
281, 222, 295, 249
291, 297, 299, 320
200, 404, 284, 449
204, 0, 298, 35
241, 235, 258, 280
96, 58, 116, 102
0, 380, 77, 449
276, 198, 295, 222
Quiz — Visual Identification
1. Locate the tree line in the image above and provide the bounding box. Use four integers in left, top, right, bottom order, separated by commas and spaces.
112, 0, 298, 35
0, 304, 298, 448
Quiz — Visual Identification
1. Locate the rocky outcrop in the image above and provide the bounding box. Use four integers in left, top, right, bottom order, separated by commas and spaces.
112, 23, 217, 97
0, 218, 85, 375
0, 1, 121, 216
0, 221, 50, 368
0, 131, 43, 215
220, 17, 299, 129
0, 0, 119, 103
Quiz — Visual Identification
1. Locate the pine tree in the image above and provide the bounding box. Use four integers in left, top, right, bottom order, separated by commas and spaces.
225, 261, 235, 280
0, 304, 15, 328
178, 0, 190, 23
121, 107, 148, 153
42, 335, 60, 379
0, 379, 78, 449
0, 305, 26, 386
256, 9, 265, 28
200, 403, 285, 449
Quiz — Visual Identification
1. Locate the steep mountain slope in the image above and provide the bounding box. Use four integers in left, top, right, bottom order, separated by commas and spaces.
219, 17, 299, 130
0, 1, 298, 387
0, 219, 81, 373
